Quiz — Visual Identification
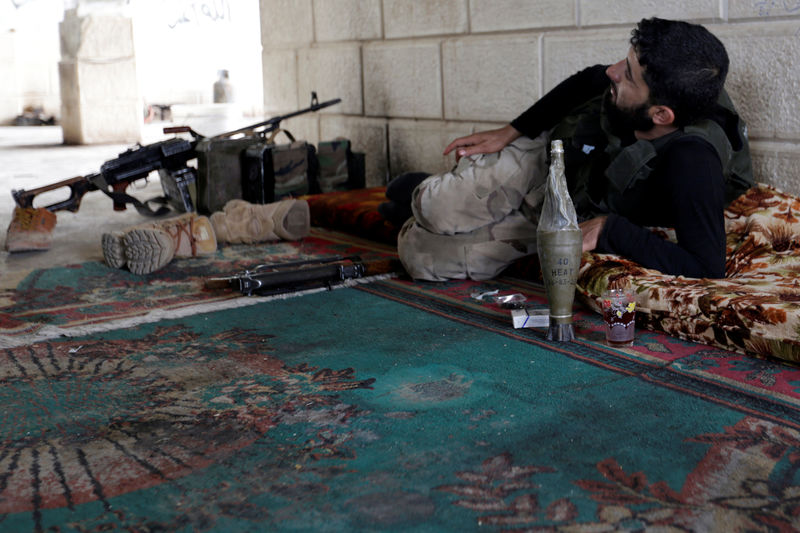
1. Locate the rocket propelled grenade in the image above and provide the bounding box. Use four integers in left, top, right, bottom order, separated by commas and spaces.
536, 140, 582, 342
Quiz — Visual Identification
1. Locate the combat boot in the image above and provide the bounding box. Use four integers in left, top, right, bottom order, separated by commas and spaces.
102, 212, 217, 275
210, 199, 310, 244
4, 207, 57, 252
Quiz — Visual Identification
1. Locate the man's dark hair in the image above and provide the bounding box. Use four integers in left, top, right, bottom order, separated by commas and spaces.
630, 18, 729, 127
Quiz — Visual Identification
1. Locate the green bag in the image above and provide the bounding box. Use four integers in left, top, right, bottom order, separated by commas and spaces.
194, 136, 257, 215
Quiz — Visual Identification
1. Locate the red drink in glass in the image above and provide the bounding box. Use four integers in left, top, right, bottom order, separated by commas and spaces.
601, 288, 635, 347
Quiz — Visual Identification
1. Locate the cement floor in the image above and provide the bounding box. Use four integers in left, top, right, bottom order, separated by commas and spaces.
0, 124, 175, 288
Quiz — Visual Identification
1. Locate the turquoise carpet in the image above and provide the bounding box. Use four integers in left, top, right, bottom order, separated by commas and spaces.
2, 281, 800, 531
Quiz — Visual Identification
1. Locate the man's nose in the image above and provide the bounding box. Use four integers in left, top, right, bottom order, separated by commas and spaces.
606, 59, 624, 82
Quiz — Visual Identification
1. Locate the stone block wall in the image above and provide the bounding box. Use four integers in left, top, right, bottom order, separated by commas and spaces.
260, 0, 800, 194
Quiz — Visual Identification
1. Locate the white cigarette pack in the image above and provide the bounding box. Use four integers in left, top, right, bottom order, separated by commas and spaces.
511, 307, 549, 329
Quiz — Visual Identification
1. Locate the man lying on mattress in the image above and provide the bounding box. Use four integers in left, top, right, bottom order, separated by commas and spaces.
379, 17, 753, 282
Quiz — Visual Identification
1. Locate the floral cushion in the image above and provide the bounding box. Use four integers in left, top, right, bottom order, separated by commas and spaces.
576, 183, 800, 362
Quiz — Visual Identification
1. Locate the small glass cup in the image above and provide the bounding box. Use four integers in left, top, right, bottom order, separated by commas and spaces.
601, 287, 636, 347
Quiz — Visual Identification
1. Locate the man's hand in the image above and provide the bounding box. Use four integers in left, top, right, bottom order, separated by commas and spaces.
579, 216, 608, 252
443, 124, 521, 161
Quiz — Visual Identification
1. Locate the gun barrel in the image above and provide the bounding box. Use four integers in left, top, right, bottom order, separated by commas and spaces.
214, 96, 342, 139
270, 97, 342, 123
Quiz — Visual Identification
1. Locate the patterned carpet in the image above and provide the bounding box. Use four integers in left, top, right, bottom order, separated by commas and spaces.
3, 240, 800, 530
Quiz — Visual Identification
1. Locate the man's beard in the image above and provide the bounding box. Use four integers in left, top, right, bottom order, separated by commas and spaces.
604, 88, 654, 134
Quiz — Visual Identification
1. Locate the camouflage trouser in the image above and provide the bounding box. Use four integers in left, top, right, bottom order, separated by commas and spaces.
397, 133, 550, 281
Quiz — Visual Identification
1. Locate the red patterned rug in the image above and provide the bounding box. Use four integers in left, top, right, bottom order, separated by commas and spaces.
4, 191, 800, 529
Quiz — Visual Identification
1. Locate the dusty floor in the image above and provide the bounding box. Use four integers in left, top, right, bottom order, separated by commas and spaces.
0, 124, 184, 287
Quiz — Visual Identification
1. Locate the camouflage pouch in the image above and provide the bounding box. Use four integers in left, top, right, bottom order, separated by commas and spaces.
240, 129, 319, 203
317, 138, 365, 193
270, 140, 319, 199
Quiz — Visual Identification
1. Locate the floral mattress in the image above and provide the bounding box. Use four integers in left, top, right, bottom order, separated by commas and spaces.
577, 183, 800, 362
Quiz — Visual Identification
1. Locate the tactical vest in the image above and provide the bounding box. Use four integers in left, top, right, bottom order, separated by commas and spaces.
549, 90, 754, 219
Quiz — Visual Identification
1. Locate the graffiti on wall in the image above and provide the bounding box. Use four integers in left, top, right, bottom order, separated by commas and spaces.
167, 0, 232, 29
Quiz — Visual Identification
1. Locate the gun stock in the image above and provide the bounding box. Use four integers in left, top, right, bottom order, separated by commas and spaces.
12, 174, 99, 212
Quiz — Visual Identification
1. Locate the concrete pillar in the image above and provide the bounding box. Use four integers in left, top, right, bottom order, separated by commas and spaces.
59, 5, 141, 144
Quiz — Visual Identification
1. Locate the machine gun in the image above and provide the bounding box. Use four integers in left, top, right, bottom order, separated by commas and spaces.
11, 93, 341, 216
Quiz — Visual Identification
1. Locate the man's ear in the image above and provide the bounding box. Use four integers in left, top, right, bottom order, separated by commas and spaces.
650, 105, 676, 127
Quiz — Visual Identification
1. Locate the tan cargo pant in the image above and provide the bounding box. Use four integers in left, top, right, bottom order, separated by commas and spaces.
397, 133, 550, 281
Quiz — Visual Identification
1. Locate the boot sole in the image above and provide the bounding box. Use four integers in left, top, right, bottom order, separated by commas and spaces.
101, 232, 127, 269
123, 229, 175, 275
